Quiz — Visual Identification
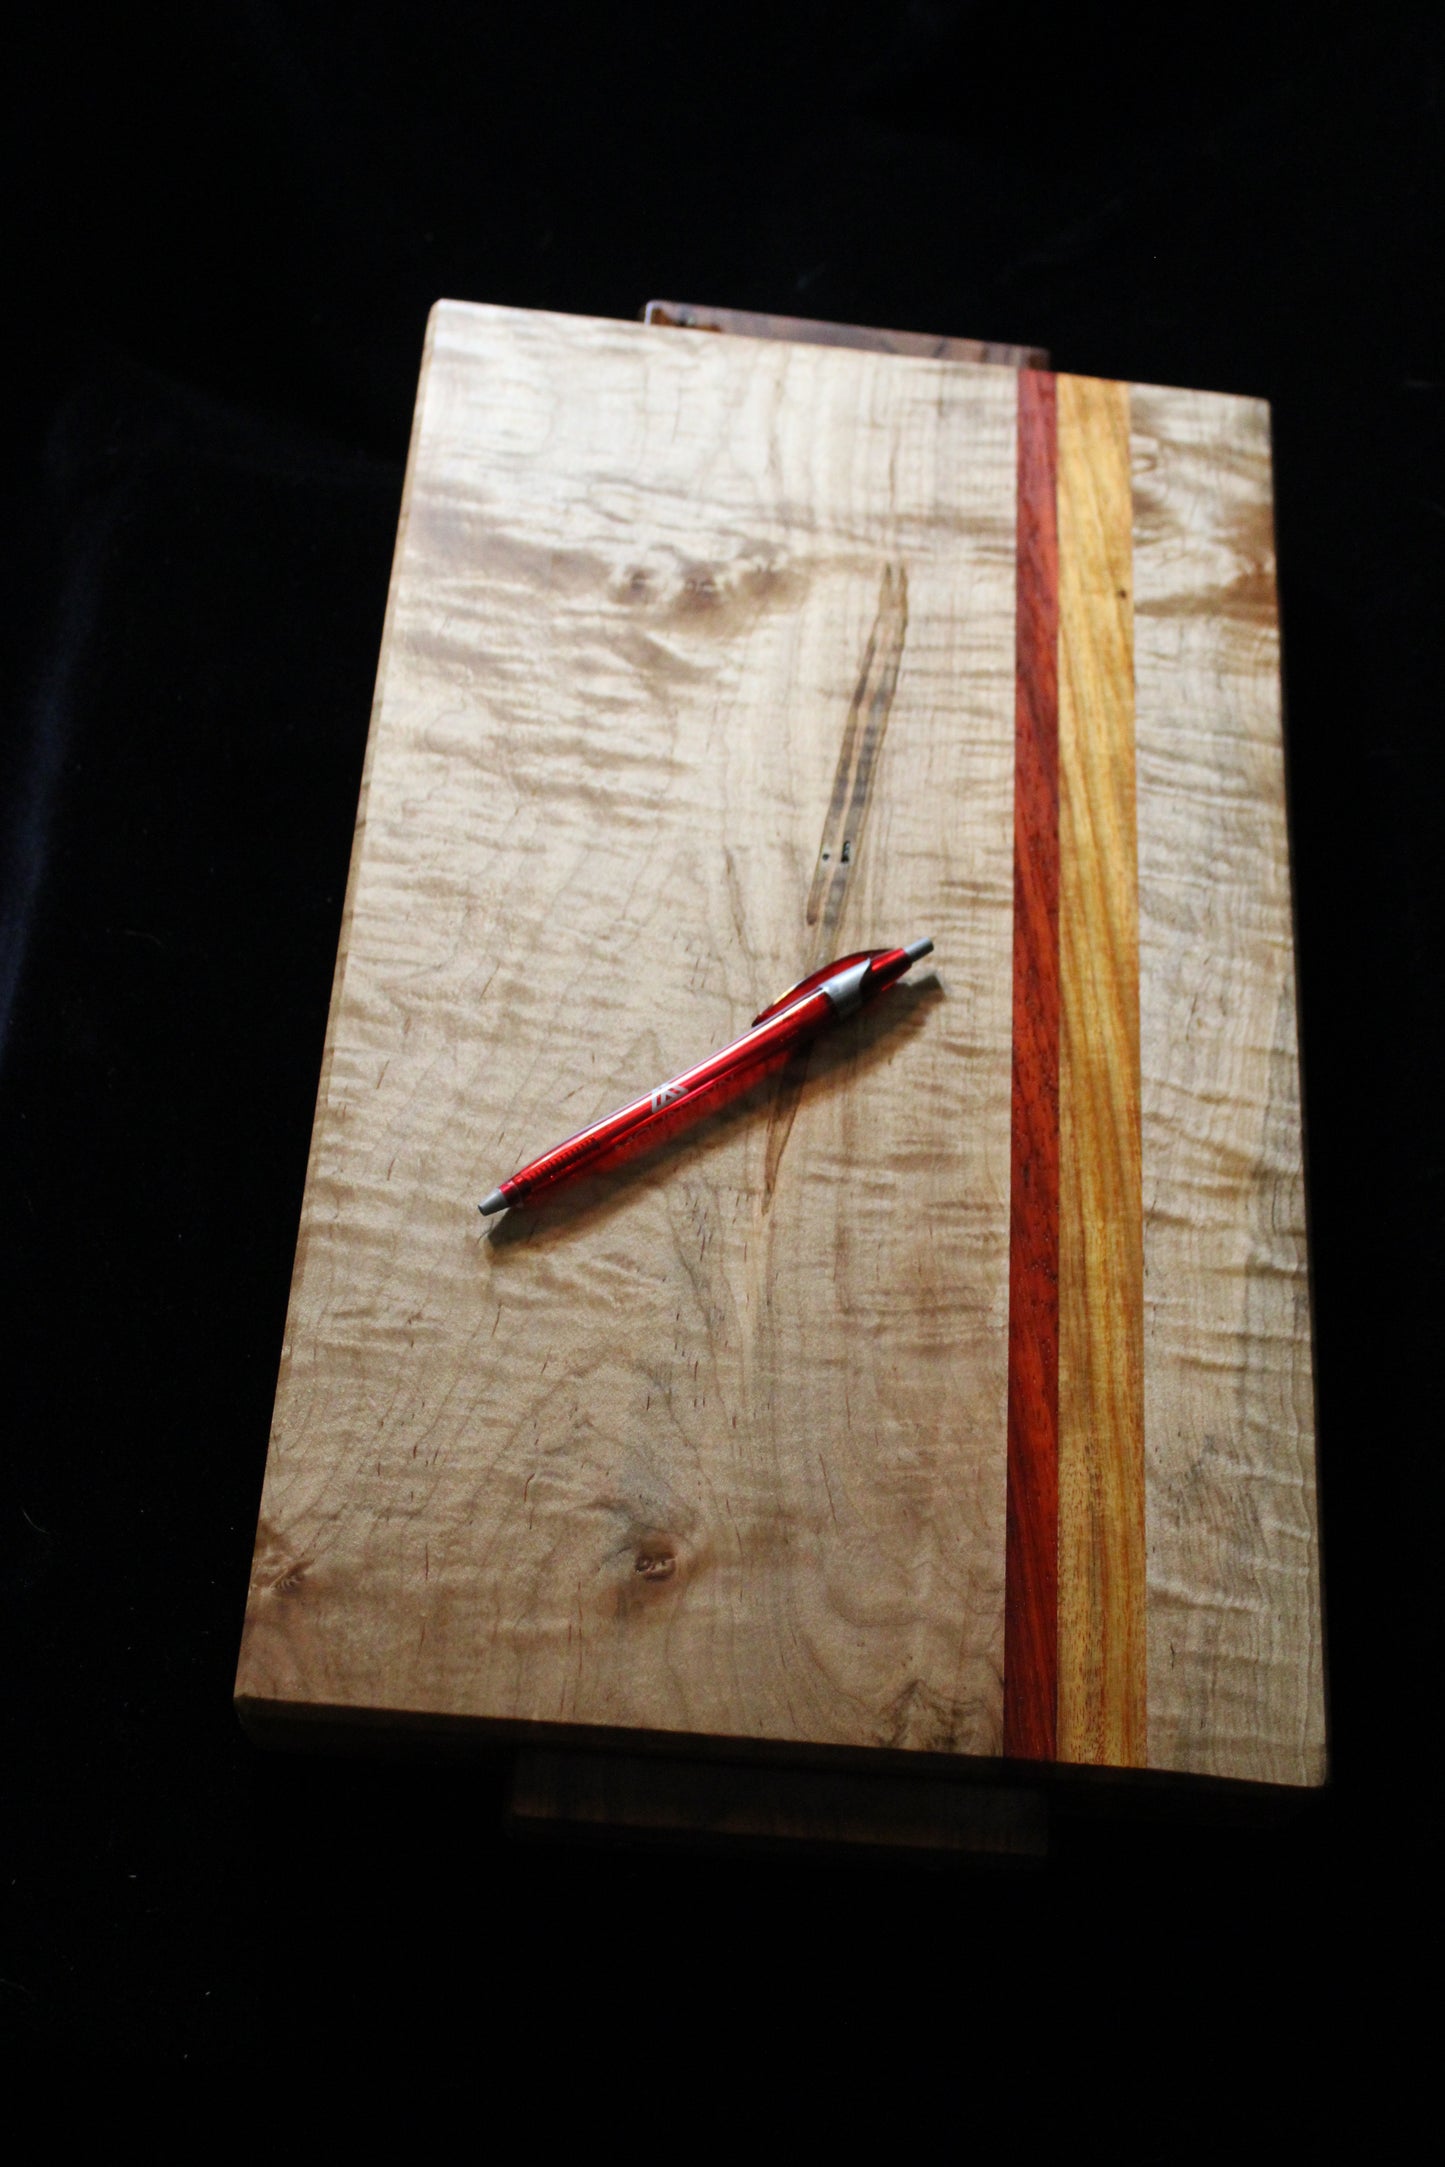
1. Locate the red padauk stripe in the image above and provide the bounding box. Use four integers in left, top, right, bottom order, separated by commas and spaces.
1003, 371, 1060, 1761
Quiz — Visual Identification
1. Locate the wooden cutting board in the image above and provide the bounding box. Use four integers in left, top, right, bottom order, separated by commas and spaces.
235, 301, 1324, 1792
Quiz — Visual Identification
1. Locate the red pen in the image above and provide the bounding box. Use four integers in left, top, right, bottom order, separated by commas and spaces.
479, 937, 934, 1216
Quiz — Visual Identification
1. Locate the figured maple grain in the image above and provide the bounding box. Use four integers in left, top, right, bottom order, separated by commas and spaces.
1131, 386, 1325, 1787
1056, 372, 1147, 1768
236, 301, 1018, 1761
235, 301, 1326, 1795
1002, 370, 1060, 1762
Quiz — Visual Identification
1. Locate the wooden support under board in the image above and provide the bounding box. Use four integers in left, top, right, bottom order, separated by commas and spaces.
642, 298, 1048, 370
235, 299, 1324, 1823
508, 1748, 1047, 1860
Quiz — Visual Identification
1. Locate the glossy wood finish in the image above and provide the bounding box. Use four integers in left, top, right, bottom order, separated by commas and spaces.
1003, 370, 1060, 1763
643, 298, 1047, 370
1056, 373, 1147, 1768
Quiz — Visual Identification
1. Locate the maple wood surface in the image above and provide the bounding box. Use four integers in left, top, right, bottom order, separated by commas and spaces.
1131, 386, 1324, 1787
237, 301, 1020, 1759
235, 304, 1324, 1792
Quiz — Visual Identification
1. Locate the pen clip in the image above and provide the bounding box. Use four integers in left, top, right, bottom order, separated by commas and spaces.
751, 950, 882, 1028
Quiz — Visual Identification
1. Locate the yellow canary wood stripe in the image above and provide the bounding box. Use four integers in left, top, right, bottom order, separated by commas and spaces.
1056, 373, 1147, 1767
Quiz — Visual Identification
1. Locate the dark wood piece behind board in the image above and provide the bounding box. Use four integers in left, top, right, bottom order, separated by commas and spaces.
643, 298, 1048, 370
509, 1748, 1048, 1862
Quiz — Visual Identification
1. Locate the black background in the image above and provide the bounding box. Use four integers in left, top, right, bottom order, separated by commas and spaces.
2, 0, 1440, 2072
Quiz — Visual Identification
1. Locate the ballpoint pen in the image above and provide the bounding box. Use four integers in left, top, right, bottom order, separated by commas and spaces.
479, 937, 934, 1216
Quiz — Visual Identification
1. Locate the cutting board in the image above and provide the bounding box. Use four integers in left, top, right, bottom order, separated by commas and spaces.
235, 301, 1323, 1792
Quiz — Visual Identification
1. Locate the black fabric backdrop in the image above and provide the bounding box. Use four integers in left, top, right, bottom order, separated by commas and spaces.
2, 0, 1440, 2073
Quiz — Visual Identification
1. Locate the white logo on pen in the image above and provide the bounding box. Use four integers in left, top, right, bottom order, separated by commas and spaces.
651, 1083, 686, 1112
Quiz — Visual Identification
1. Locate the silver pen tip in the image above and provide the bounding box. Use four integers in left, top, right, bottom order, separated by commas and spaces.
478, 1188, 508, 1216
904, 937, 934, 964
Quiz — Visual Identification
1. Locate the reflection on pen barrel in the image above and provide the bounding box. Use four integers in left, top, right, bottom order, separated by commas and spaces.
479, 937, 934, 1216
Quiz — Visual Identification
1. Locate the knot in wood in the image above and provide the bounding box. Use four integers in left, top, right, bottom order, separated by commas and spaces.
633, 1549, 676, 1581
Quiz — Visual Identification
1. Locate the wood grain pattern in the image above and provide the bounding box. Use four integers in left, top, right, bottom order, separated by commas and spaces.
804, 562, 910, 949
1131, 385, 1325, 1786
235, 302, 1326, 1794
1056, 373, 1147, 1768
1002, 370, 1060, 1762
643, 299, 1048, 370
236, 301, 1019, 1761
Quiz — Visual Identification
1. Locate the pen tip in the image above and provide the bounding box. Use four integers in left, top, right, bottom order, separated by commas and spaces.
479, 1189, 507, 1216
904, 937, 934, 964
